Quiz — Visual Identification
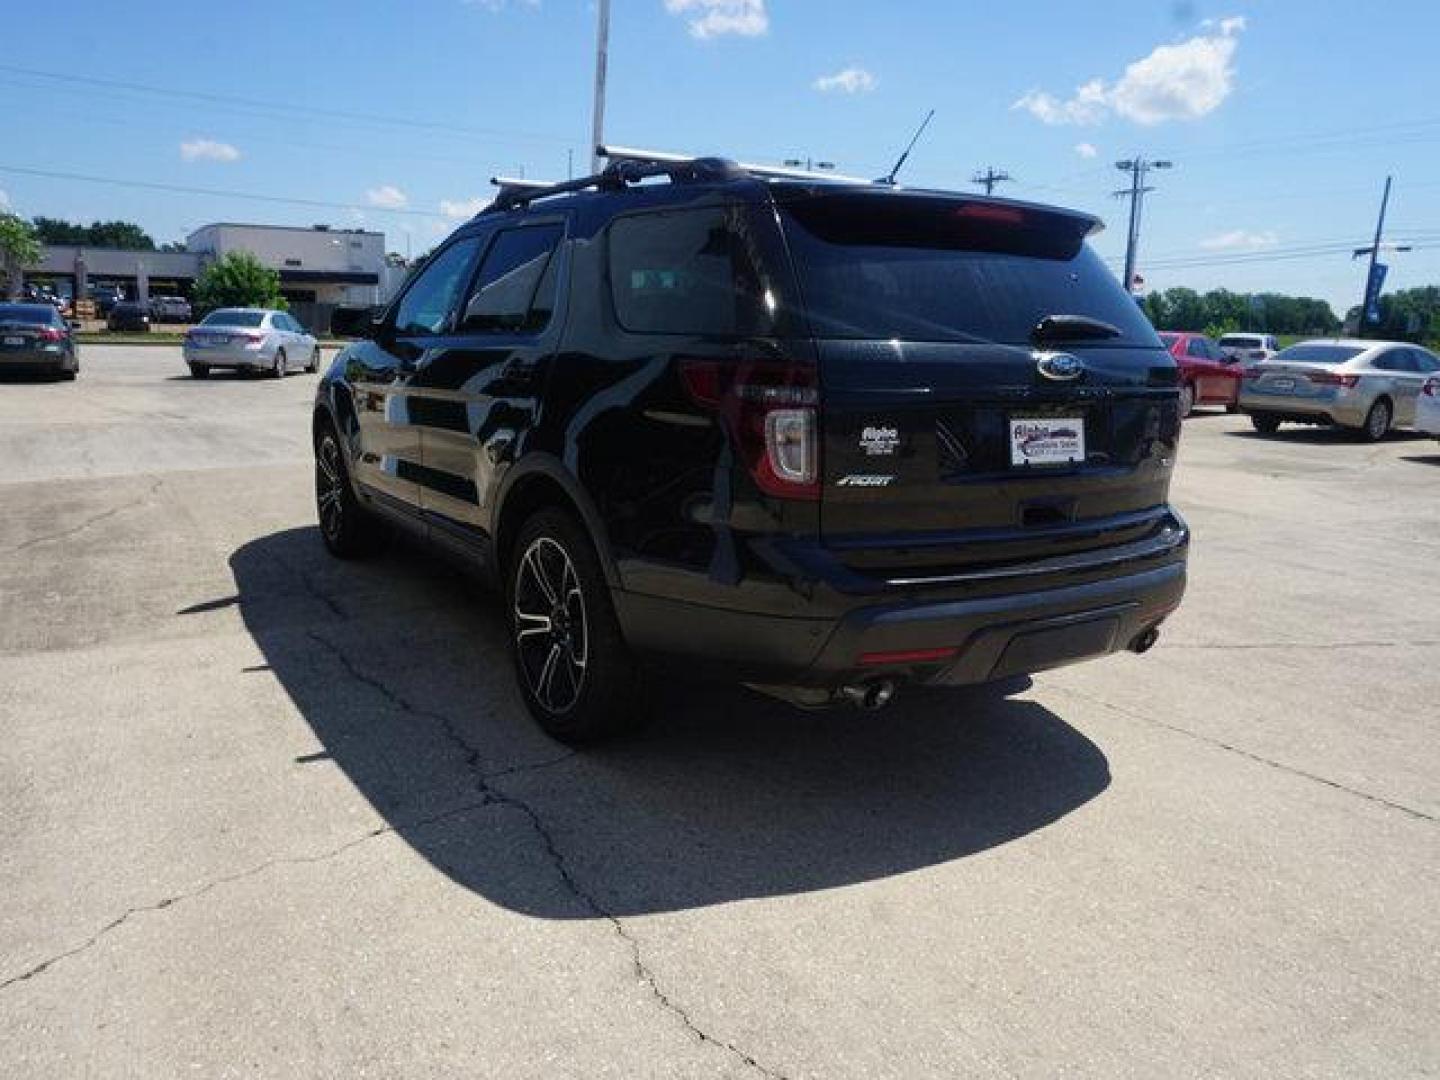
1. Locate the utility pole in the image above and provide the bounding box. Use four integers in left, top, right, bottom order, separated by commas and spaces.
1112, 157, 1173, 294
589, 0, 611, 174
971, 166, 1012, 197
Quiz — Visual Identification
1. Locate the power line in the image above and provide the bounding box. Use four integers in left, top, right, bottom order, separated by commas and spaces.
0, 64, 571, 145
0, 163, 452, 220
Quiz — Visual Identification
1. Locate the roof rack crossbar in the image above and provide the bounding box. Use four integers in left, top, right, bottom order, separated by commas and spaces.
599, 145, 871, 185
482, 144, 874, 214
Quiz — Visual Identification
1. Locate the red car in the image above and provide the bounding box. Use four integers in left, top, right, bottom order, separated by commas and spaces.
1158, 331, 1243, 416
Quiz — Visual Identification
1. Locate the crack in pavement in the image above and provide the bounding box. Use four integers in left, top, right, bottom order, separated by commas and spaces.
8, 477, 164, 554
0, 800, 491, 993
1059, 685, 1436, 824
305, 629, 789, 1079
1165, 639, 1440, 652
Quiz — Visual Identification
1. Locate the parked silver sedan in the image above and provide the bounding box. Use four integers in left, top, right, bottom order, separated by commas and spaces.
1239, 338, 1440, 441
182, 308, 320, 379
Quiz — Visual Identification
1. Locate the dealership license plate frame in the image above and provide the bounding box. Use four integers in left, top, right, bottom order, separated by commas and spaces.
1008, 415, 1086, 468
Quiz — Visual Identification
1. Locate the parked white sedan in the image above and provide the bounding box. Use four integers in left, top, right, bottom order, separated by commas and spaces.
1416, 375, 1440, 439
182, 308, 320, 379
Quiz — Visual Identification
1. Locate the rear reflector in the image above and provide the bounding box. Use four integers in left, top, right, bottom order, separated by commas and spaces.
857, 646, 959, 667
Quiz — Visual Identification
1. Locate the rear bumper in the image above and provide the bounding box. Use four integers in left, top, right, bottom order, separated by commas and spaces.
1238, 386, 1368, 426
0, 349, 70, 372
615, 527, 1188, 690
184, 346, 271, 368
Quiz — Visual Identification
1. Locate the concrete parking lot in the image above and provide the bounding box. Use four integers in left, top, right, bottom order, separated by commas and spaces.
1, 345, 1436, 1078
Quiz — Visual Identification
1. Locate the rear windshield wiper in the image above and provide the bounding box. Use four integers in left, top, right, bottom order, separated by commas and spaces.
1031, 314, 1122, 345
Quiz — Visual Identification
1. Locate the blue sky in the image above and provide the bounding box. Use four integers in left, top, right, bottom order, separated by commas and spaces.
1, 0, 1437, 315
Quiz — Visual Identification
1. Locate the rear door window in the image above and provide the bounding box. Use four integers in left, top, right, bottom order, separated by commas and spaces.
457, 224, 563, 334
778, 192, 1157, 346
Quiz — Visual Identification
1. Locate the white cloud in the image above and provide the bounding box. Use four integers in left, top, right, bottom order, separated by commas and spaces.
0, 188, 9, 209
664, 0, 767, 39
365, 185, 409, 209
1074, 142, 1098, 159
1013, 16, 1244, 127
813, 66, 877, 94
179, 138, 241, 163
440, 197, 487, 220
1200, 228, 1278, 251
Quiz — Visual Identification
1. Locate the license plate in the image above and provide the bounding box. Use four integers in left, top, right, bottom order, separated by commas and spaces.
2, 336, 22, 346
1269, 378, 1295, 391
1010, 417, 1085, 466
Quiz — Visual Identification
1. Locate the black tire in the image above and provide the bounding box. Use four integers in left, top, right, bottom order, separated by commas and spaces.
1356, 397, 1391, 442
189, 363, 209, 379
1225, 402, 1240, 414
59, 369, 77, 381
1177, 383, 1196, 418
315, 423, 385, 559
508, 508, 646, 743
272, 349, 287, 379
305, 347, 320, 374
1251, 413, 1281, 435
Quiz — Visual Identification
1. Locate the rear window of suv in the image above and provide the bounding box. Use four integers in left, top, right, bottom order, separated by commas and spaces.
777, 192, 1159, 347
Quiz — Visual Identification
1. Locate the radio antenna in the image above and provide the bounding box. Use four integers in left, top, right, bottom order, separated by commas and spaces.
877, 108, 935, 186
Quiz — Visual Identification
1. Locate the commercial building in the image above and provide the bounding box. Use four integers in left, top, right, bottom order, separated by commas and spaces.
30, 222, 411, 327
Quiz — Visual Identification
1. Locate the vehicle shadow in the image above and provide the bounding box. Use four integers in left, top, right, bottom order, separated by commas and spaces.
226, 526, 1111, 918
1400, 452, 1440, 466
1226, 426, 1429, 444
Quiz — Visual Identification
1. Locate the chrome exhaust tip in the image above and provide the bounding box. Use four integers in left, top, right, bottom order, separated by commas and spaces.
841, 680, 897, 711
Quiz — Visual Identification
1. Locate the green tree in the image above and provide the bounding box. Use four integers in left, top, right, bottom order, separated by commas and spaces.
32, 216, 156, 250
193, 251, 285, 312
0, 212, 42, 299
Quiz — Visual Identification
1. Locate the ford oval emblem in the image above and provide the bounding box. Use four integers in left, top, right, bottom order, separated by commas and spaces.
1036, 351, 1084, 381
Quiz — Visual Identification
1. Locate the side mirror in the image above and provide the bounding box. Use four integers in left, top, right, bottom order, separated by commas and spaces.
330, 306, 384, 339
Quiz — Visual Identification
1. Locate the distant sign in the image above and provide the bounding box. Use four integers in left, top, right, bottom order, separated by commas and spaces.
1364, 262, 1388, 324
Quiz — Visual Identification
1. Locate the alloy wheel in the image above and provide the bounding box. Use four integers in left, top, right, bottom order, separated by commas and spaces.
316, 435, 345, 541
1366, 400, 1390, 440
513, 537, 588, 714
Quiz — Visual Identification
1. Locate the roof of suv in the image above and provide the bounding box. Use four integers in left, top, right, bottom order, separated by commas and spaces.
470, 151, 1103, 238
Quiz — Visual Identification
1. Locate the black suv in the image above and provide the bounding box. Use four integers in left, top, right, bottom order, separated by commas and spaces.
315, 152, 1187, 742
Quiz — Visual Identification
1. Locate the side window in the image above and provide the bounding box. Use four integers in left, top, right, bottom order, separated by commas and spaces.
1373, 350, 1404, 372
1186, 339, 1208, 359
1413, 349, 1440, 373
608, 206, 778, 336
393, 238, 482, 336
456, 224, 563, 333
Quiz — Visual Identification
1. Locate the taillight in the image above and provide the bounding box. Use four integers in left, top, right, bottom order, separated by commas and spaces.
1424, 378, 1439, 398
680, 359, 820, 500
37, 328, 65, 342
1309, 372, 1360, 388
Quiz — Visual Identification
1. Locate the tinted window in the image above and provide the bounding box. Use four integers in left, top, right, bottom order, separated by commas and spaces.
1372, 350, 1407, 372
202, 310, 265, 328
0, 304, 56, 324
1186, 339, 1210, 358
1413, 349, 1440, 373
1273, 343, 1365, 365
394, 238, 482, 336
609, 206, 787, 336
1219, 335, 1260, 349
779, 194, 1156, 346
457, 225, 563, 333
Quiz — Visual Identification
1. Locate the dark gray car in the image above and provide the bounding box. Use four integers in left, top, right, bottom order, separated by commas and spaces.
0, 303, 79, 379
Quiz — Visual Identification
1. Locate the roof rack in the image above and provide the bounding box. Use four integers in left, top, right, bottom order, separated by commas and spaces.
599, 145, 871, 185
483, 145, 869, 213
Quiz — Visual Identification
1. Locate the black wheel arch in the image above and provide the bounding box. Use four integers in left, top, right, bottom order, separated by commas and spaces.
493, 454, 621, 590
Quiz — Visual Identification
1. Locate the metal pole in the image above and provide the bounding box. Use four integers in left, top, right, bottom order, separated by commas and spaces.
1359, 175, 1391, 336
589, 0, 611, 174
1121, 161, 1141, 293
